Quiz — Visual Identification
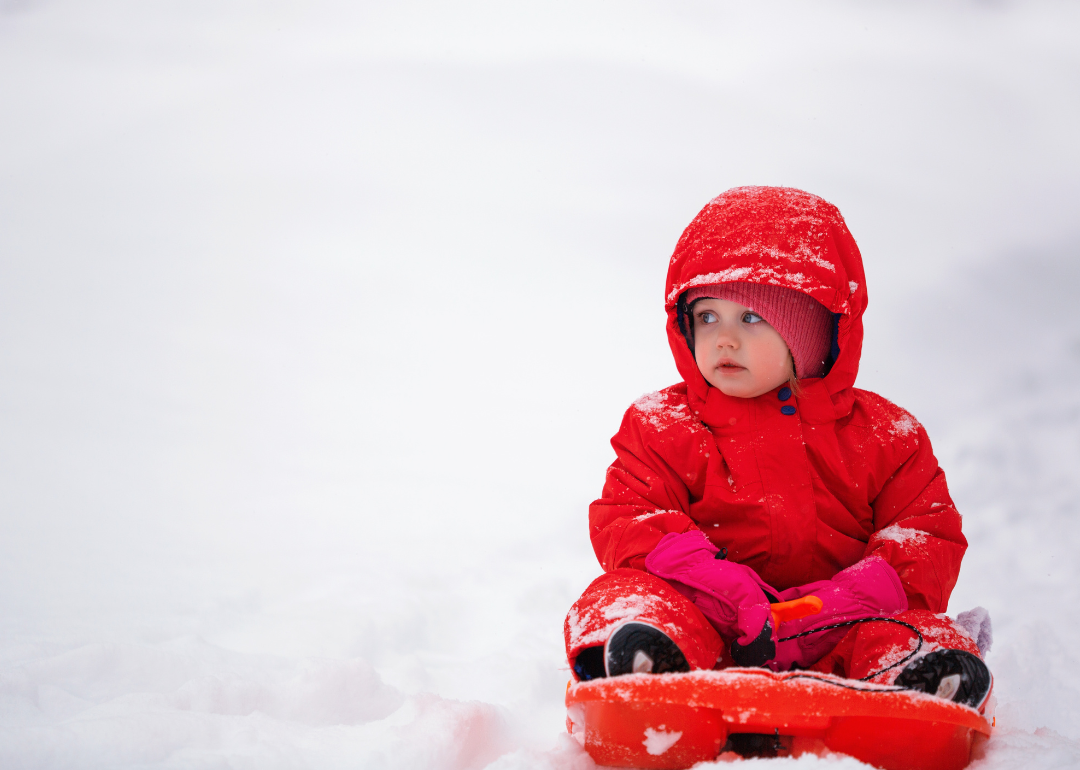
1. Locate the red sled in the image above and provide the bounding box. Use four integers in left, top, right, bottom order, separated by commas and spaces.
565, 668, 992, 770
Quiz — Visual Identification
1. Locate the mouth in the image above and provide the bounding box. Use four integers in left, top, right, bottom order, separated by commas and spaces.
716, 359, 746, 373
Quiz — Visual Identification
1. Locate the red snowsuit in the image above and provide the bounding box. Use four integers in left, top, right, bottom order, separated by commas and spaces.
565, 187, 980, 681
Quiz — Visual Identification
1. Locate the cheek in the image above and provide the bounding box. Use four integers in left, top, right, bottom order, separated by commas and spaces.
748, 334, 791, 372
692, 328, 711, 362
693, 337, 709, 368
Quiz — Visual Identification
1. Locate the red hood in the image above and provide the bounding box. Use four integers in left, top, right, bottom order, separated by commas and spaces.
665, 186, 867, 425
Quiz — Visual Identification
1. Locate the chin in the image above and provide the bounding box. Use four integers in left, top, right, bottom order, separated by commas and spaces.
714, 384, 753, 398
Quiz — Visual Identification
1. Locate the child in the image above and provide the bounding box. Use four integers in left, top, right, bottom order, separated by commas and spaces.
564, 187, 992, 710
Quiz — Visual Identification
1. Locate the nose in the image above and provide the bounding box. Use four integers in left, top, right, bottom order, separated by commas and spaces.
714, 321, 739, 349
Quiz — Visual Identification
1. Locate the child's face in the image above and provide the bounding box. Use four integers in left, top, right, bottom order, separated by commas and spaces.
692, 298, 793, 398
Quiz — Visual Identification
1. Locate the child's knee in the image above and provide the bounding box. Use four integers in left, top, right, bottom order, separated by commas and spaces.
894, 609, 983, 659
564, 568, 724, 674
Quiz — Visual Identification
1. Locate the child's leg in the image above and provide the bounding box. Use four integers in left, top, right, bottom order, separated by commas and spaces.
810, 609, 983, 683
565, 568, 724, 680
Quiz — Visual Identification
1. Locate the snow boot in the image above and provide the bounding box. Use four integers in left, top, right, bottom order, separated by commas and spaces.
604, 622, 691, 677
894, 649, 993, 711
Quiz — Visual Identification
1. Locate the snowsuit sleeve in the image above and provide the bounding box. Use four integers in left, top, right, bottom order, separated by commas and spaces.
863, 421, 967, 613
589, 401, 700, 572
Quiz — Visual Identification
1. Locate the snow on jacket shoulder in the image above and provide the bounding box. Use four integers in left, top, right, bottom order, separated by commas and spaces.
588, 187, 967, 613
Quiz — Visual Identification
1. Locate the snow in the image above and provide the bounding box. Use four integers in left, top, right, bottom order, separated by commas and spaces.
669, 267, 832, 305
1, 1, 1080, 768
873, 525, 929, 548
602, 596, 649, 623
643, 726, 683, 756
633, 389, 692, 430
888, 414, 919, 439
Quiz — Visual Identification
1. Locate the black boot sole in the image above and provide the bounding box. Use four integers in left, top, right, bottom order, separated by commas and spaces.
894, 649, 992, 710
605, 622, 690, 677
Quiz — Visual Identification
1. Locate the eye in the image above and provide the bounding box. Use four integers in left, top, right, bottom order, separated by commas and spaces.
742, 311, 764, 324
698, 311, 718, 324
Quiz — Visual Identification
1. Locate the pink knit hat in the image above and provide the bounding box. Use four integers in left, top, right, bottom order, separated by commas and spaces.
686, 282, 834, 379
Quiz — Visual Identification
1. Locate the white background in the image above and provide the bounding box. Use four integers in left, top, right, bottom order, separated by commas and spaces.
1, 2, 1079, 767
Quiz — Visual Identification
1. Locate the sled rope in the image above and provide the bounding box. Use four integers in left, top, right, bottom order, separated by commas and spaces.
778, 616, 925, 691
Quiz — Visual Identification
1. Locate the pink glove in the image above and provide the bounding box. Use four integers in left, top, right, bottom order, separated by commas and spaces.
645, 530, 780, 666
767, 555, 908, 672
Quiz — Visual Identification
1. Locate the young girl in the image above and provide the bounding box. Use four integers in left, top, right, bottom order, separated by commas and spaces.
564, 187, 992, 710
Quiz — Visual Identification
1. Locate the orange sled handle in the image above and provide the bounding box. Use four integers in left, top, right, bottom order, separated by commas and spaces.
769, 595, 823, 631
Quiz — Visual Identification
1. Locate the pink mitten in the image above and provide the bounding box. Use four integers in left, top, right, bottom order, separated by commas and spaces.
645, 530, 780, 666
768, 555, 908, 672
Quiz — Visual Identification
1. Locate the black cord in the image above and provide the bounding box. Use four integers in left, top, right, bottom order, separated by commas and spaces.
776, 616, 924, 689
784, 672, 908, 693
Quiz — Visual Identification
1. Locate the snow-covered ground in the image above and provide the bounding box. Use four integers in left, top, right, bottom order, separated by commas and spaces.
1, 2, 1079, 768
